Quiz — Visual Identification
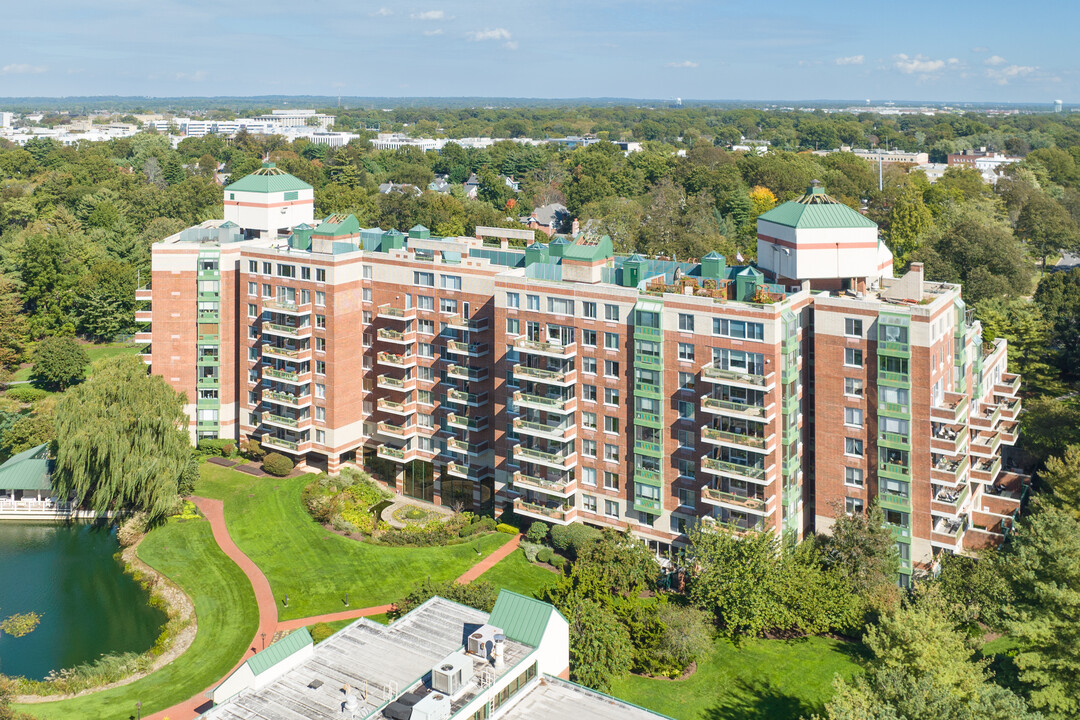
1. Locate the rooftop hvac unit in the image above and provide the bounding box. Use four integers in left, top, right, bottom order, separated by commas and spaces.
410, 692, 451, 720
430, 651, 474, 698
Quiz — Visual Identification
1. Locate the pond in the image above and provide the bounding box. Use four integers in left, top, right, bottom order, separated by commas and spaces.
0, 522, 166, 681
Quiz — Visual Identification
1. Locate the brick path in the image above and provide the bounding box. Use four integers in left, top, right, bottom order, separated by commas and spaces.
454, 533, 522, 584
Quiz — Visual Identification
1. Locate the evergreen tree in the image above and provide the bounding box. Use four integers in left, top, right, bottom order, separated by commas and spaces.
31, 336, 89, 390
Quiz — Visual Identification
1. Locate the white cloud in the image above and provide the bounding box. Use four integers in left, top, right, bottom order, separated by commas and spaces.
467, 28, 511, 41
666, 60, 699, 68
411, 10, 444, 20
985, 55, 1007, 66
504, 41, 519, 50
834, 55, 864, 66
986, 64, 1037, 85
175, 70, 207, 81
423, 29, 443, 36
1, 63, 47, 75
372, 7, 392, 16
893, 54, 957, 74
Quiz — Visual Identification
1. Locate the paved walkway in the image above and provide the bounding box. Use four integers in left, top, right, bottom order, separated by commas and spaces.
144, 497, 279, 720
455, 533, 522, 584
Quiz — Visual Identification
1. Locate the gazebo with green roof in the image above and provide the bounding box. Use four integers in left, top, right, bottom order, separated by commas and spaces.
224, 163, 313, 194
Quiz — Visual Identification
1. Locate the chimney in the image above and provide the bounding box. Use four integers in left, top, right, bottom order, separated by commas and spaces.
571, 218, 580, 236
910, 262, 924, 286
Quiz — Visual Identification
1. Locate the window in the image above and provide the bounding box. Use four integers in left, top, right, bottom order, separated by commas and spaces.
604, 471, 619, 489
582, 439, 597, 457
582, 357, 597, 374
506, 318, 519, 335
582, 329, 597, 347
247, 281, 257, 296
506, 292, 520, 309
604, 444, 619, 462
845, 318, 863, 337
604, 360, 619, 378
583, 301, 597, 319
363, 265, 373, 279
679, 371, 695, 390
248, 347, 258, 361
676, 428, 695, 449
548, 297, 574, 315
845, 467, 864, 487
419, 319, 435, 335
315, 360, 326, 375
302, 289, 311, 305
248, 260, 258, 273
604, 387, 619, 406
418, 366, 434, 382
677, 458, 696, 479
418, 342, 434, 358
418, 390, 434, 405
248, 303, 258, 318
315, 314, 326, 329
677, 487, 696, 508
583, 495, 597, 512
527, 294, 540, 311
262, 283, 272, 298
879, 385, 910, 408
845, 496, 865, 514
844, 348, 863, 367
581, 468, 597, 486
604, 304, 620, 322
315, 291, 326, 306
363, 311, 372, 323
604, 416, 620, 433
315, 337, 326, 352
713, 318, 765, 340
678, 401, 695, 420
583, 384, 597, 402
262, 262, 272, 275
582, 412, 597, 430
604, 332, 619, 350
417, 295, 434, 311
845, 438, 864, 457
315, 406, 326, 421
844, 407, 864, 427
441, 275, 461, 290
604, 500, 620, 518
844, 377, 864, 396
362, 288, 372, 302
301, 267, 311, 280
678, 313, 694, 332
678, 343, 695, 362
414, 272, 434, 287
315, 268, 326, 283
440, 298, 458, 314
277, 263, 295, 278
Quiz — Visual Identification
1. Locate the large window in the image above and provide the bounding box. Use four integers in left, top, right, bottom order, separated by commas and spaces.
414, 272, 435, 287
548, 297, 574, 316
713, 318, 764, 340
678, 313, 695, 332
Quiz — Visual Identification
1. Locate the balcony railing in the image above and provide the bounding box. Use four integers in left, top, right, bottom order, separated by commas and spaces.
446, 413, 486, 431
514, 445, 571, 466
377, 305, 415, 320
264, 299, 309, 314
377, 328, 414, 343
447, 364, 487, 382
447, 389, 486, 406
513, 471, 572, 494
264, 367, 302, 382
261, 435, 299, 452
377, 351, 415, 367
264, 390, 309, 407
265, 413, 301, 428
702, 487, 767, 511
702, 364, 771, 387
513, 417, 573, 439
702, 427, 770, 449
514, 337, 575, 357
513, 391, 573, 412
445, 340, 489, 357
262, 322, 308, 337
513, 498, 576, 523
378, 421, 410, 437
377, 444, 406, 461
703, 458, 767, 480
701, 397, 773, 419
262, 344, 306, 360
513, 364, 571, 383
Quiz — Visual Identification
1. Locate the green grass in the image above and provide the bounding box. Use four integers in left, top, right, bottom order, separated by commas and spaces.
11, 342, 140, 383
476, 548, 559, 598
609, 635, 863, 720
195, 464, 513, 620
17, 518, 259, 720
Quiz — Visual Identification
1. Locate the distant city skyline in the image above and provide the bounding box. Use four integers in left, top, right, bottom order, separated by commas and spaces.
2, 0, 1075, 102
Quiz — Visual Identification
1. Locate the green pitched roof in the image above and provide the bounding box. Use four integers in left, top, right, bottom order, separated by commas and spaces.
0, 443, 52, 492
562, 234, 613, 263
313, 214, 360, 237
757, 200, 877, 229
488, 591, 563, 647
225, 164, 313, 194
245, 628, 312, 676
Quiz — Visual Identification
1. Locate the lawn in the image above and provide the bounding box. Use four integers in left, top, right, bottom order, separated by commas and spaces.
11, 342, 140, 383
17, 518, 259, 720
195, 464, 513, 621
476, 548, 560, 598
609, 635, 863, 720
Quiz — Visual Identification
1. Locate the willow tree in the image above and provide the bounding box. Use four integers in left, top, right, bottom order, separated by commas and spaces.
53, 355, 190, 521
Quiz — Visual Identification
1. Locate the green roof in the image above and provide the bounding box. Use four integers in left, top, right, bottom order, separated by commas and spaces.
562, 234, 614, 263
245, 628, 312, 676
757, 200, 877, 230
225, 165, 313, 194
0, 443, 51, 492
313, 214, 360, 237
488, 591, 564, 647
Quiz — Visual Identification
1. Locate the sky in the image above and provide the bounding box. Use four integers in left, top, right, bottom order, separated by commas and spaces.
1, 0, 1076, 103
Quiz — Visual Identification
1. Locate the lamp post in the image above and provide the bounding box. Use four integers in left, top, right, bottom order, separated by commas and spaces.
136, 701, 142, 720
261, 632, 266, 650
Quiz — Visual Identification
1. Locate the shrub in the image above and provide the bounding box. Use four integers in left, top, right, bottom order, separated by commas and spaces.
178, 454, 199, 496
537, 547, 555, 564
549, 554, 567, 570
496, 523, 519, 535
526, 521, 550, 544
389, 579, 497, 621
262, 452, 294, 477
197, 438, 236, 457
240, 438, 266, 461
6, 386, 46, 404
116, 512, 149, 547
550, 523, 601, 559
521, 541, 542, 562
310, 623, 336, 644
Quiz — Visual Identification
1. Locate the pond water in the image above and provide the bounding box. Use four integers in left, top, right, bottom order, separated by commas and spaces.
0, 522, 166, 680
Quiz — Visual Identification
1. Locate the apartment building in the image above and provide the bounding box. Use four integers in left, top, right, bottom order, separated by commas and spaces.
141, 167, 1025, 575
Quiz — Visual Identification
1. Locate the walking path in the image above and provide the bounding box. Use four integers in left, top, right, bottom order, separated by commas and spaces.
143, 499, 523, 720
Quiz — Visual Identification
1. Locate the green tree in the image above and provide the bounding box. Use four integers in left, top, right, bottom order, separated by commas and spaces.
933, 550, 1012, 628
566, 598, 633, 691
1003, 503, 1080, 717
1033, 268, 1080, 378
1020, 397, 1080, 466
52, 356, 191, 521
1016, 192, 1080, 271
0, 413, 55, 461
975, 297, 1056, 392
886, 185, 933, 265
820, 502, 901, 614
31, 336, 89, 391
0, 278, 29, 369
1039, 446, 1080, 518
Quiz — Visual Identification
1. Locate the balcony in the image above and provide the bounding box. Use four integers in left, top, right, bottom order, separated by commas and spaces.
514, 337, 576, 358
635, 438, 663, 455
701, 426, 772, 451
264, 389, 311, 408
999, 397, 1022, 422
264, 413, 307, 430
377, 374, 415, 392
445, 340, 489, 358
513, 391, 575, 414
377, 304, 416, 321
447, 364, 488, 382
513, 445, 576, 470
701, 363, 775, 390
994, 373, 1021, 397
377, 328, 416, 345
197, 309, 219, 323
446, 413, 488, 432
377, 351, 417, 369
877, 370, 910, 387
263, 367, 310, 385
932, 483, 970, 515
446, 389, 487, 407
512, 364, 576, 386
970, 455, 1002, 483
377, 421, 415, 440
512, 471, 575, 498
513, 498, 578, 525
135, 309, 152, 322
700, 397, 776, 421
701, 487, 769, 513
878, 430, 910, 450
999, 421, 1018, 445
931, 392, 969, 424
262, 321, 311, 338
262, 344, 310, 361
930, 426, 966, 456
513, 417, 576, 441
970, 403, 1002, 430
703, 515, 766, 536
264, 299, 310, 316
377, 398, 415, 416
970, 431, 1002, 459
261, 435, 301, 453
135, 287, 152, 301
446, 437, 485, 457
446, 315, 489, 332
134, 331, 153, 343
701, 458, 770, 484
931, 455, 969, 485
377, 444, 407, 462
931, 517, 965, 548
